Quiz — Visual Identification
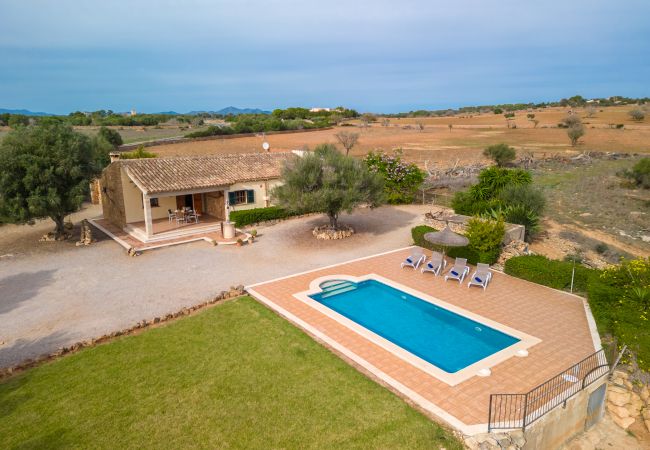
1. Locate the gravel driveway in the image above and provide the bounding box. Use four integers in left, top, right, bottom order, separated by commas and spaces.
0, 204, 429, 368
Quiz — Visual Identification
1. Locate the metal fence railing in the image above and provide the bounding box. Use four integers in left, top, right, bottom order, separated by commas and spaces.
488, 348, 610, 432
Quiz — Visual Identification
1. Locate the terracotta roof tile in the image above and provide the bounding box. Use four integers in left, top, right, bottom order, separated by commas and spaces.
117, 152, 294, 195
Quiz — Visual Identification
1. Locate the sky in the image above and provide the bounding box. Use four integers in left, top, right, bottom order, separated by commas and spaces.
1, 0, 649, 114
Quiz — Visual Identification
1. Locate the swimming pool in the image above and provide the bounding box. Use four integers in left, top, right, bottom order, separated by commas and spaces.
309, 278, 521, 374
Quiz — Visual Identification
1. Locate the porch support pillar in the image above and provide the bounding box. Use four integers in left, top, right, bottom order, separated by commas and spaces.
223, 189, 230, 222
143, 194, 153, 238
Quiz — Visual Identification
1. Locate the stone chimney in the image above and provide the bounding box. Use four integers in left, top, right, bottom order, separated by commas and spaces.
109, 152, 121, 163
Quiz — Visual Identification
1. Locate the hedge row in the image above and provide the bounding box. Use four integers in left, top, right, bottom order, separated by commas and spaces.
229, 206, 301, 227
503, 255, 650, 371
410, 225, 500, 265
503, 255, 595, 293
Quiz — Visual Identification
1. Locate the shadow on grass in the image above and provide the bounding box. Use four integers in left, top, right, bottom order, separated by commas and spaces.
0, 376, 32, 419
0, 330, 71, 371
9, 429, 72, 450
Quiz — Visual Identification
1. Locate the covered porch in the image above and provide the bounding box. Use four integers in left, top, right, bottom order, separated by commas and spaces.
127, 189, 231, 242
128, 213, 223, 237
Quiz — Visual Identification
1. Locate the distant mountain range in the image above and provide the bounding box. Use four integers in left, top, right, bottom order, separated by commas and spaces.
0, 108, 53, 116
1, 106, 271, 116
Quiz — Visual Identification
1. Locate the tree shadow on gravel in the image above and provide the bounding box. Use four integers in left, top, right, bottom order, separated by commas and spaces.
0, 270, 57, 315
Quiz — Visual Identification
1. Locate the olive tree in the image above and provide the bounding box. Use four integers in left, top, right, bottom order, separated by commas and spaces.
334, 131, 360, 156
97, 126, 123, 148
0, 123, 106, 238
563, 115, 585, 146
629, 108, 645, 122
272, 144, 385, 229
567, 123, 585, 146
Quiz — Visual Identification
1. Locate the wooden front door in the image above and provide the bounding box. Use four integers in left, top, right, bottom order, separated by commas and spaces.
193, 194, 203, 214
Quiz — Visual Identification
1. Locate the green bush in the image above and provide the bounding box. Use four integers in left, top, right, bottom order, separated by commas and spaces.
185, 125, 234, 138
588, 258, 650, 370
229, 206, 300, 227
499, 204, 541, 241
465, 217, 504, 261
504, 255, 650, 371
364, 150, 425, 204
451, 167, 543, 241
483, 143, 516, 167
119, 145, 157, 159
410, 224, 501, 265
620, 158, 650, 189
468, 167, 531, 201
503, 255, 595, 293
451, 191, 496, 216
411, 225, 434, 248
97, 126, 123, 148
498, 184, 545, 215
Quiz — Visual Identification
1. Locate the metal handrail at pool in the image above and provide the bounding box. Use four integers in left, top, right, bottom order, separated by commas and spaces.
488, 348, 610, 431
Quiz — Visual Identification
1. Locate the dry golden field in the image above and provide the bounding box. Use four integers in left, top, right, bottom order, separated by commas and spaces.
142, 105, 650, 261
147, 106, 650, 169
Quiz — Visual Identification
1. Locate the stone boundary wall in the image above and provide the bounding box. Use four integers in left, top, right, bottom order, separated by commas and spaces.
118, 126, 335, 151
0, 286, 246, 380
424, 206, 526, 244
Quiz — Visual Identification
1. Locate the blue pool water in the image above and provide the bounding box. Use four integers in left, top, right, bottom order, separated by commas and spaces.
310, 279, 519, 373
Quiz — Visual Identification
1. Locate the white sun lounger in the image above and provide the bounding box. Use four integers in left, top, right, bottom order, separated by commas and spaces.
467, 263, 493, 290
401, 248, 426, 269
444, 258, 470, 283
421, 251, 446, 276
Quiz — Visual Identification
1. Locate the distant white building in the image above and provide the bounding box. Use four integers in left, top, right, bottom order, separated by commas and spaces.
130, 109, 137, 116
309, 107, 331, 113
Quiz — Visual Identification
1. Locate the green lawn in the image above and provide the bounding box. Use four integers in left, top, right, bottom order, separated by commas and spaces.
0, 297, 461, 449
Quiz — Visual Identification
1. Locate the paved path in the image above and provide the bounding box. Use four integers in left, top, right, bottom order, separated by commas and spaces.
0, 205, 429, 368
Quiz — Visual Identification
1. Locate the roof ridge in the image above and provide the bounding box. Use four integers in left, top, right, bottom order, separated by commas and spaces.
120, 151, 295, 163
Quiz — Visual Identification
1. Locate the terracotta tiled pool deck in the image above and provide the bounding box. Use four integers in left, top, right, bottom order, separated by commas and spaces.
247, 247, 600, 435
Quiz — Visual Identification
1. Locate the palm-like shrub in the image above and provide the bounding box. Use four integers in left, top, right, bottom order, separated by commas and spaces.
468, 167, 531, 201
452, 167, 542, 242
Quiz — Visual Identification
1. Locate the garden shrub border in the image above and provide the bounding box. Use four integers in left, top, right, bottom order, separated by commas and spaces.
504, 255, 650, 372
229, 206, 302, 227
503, 255, 594, 293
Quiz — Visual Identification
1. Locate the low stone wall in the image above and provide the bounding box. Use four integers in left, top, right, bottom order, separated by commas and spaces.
607, 369, 650, 432
424, 206, 525, 244
118, 126, 335, 151
312, 225, 354, 240
465, 430, 526, 449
